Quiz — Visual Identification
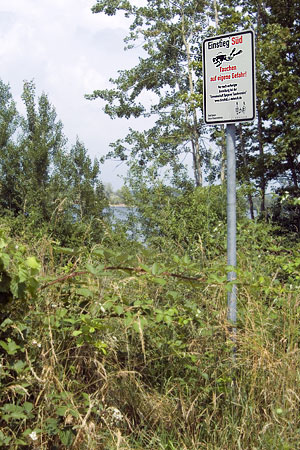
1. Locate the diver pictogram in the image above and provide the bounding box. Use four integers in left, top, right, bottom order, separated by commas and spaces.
212, 48, 243, 68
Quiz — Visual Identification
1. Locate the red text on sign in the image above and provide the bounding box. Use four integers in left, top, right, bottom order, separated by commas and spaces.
232, 36, 243, 45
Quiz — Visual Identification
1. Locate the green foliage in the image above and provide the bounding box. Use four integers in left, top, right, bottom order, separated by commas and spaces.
122, 181, 246, 260
219, 0, 300, 220
0, 79, 108, 246
0, 217, 298, 448
0, 231, 40, 322
269, 187, 300, 234
90, 0, 300, 225
88, 0, 209, 186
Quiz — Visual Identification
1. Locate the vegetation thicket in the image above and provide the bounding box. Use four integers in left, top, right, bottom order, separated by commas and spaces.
0, 211, 299, 449
0, 0, 300, 448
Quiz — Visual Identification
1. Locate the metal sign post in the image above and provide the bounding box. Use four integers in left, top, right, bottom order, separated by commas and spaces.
226, 123, 237, 337
202, 30, 256, 336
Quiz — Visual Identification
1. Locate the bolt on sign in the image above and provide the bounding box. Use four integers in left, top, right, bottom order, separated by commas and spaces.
202, 30, 256, 125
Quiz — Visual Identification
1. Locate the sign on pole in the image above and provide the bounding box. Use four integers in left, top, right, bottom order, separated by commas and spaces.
202, 30, 256, 354
202, 30, 256, 125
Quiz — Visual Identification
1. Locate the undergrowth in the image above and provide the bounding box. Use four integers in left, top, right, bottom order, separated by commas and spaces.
0, 220, 299, 449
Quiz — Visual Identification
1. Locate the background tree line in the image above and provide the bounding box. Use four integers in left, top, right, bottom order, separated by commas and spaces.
88, 0, 300, 234
0, 79, 107, 244
1, 0, 299, 245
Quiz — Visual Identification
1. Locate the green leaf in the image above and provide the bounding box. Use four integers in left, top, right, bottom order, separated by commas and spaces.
56, 406, 68, 416
2, 403, 24, 413
0, 318, 13, 329
10, 279, 26, 299
14, 438, 27, 445
59, 429, 75, 447
139, 263, 150, 272
18, 267, 28, 283
22, 429, 33, 437
0, 339, 20, 355
13, 360, 26, 374
153, 277, 166, 286
86, 263, 98, 275
0, 239, 7, 249
155, 313, 164, 323
114, 305, 124, 315
164, 315, 172, 325
69, 408, 80, 418
133, 321, 140, 333
25, 256, 40, 270
86, 263, 105, 276
23, 402, 33, 413
0, 430, 11, 445
4, 412, 27, 420
173, 255, 180, 264
0, 253, 10, 269
167, 291, 179, 300
76, 287, 93, 298
92, 248, 104, 257
151, 262, 159, 275
72, 330, 82, 336
183, 254, 190, 265
124, 313, 133, 327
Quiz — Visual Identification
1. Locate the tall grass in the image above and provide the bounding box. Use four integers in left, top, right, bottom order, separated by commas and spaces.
0, 224, 299, 449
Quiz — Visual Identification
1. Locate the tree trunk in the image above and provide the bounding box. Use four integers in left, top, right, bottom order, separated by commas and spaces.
238, 124, 255, 219
181, 7, 202, 186
257, 105, 266, 214
213, 0, 219, 28
287, 152, 299, 189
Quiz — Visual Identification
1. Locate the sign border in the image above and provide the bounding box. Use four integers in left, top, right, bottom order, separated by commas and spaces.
202, 29, 256, 125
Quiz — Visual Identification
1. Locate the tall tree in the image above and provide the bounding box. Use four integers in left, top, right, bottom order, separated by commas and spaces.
0, 80, 19, 149
87, 0, 209, 186
213, 0, 300, 219
0, 80, 23, 213
0, 80, 108, 241
259, 0, 300, 191
20, 80, 66, 221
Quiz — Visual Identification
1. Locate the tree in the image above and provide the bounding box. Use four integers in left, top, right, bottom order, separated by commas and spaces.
68, 138, 107, 221
0, 79, 108, 243
87, 0, 210, 186
19, 80, 67, 221
211, 0, 300, 221
0, 80, 19, 149
0, 80, 23, 213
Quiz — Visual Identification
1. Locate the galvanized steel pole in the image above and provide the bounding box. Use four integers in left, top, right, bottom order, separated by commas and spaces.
226, 123, 237, 334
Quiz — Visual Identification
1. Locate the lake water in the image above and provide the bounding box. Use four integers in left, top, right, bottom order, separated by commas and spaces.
108, 206, 133, 222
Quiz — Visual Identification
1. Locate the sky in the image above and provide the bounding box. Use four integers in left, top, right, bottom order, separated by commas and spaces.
0, 0, 147, 189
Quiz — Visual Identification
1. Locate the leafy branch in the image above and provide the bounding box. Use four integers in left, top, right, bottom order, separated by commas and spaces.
39, 265, 206, 290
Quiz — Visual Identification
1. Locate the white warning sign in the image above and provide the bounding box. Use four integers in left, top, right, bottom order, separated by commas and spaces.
202, 30, 256, 125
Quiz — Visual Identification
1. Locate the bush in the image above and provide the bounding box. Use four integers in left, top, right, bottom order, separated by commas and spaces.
124, 183, 246, 260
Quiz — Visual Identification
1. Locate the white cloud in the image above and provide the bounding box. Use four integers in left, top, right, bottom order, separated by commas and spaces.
0, 0, 145, 187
